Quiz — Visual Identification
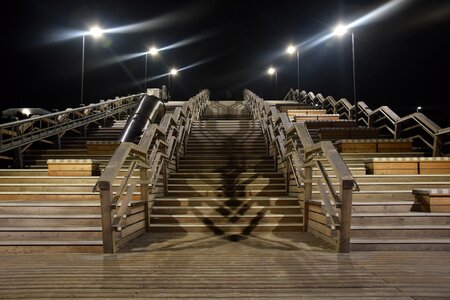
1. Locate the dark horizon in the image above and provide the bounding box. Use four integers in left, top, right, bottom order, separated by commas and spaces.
2, 0, 450, 126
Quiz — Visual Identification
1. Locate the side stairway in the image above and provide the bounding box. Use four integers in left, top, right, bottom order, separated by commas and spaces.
0, 119, 128, 253
305, 127, 450, 251
151, 101, 303, 234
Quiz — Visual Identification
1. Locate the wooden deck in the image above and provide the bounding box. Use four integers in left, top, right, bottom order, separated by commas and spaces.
1, 232, 450, 298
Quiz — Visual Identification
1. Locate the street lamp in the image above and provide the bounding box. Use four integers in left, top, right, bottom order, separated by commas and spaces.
286, 44, 299, 93
168, 68, 178, 100
333, 24, 357, 120
144, 46, 158, 91
267, 67, 278, 99
417, 106, 422, 113
81, 26, 103, 105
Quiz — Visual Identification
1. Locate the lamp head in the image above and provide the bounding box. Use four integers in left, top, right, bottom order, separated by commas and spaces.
149, 47, 158, 56
170, 68, 178, 76
267, 67, 276, 75
333, 24, 348, 36
89, 26, 103, 38
286, 45, 296, 55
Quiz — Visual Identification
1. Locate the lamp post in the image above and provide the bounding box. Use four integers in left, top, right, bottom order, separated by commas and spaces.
286, 45, 299, 93
333, 24, 357, 121
81, 26, 103, 105
267, 67, 277, 99
417, 106, 422, 113
168, 68, 178, 100
144, 46, 158, 92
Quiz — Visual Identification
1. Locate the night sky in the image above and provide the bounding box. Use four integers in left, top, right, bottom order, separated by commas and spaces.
2, 0, 450, 126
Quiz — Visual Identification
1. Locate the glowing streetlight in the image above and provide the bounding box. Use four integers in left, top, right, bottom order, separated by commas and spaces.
333, 23, 356, 120
417, 106, 422, 113
168, 68, 178, 100
267, 67, 278, 99
286, 44, 300, 93
144, 46, 159, 91
81, 26, 103, 105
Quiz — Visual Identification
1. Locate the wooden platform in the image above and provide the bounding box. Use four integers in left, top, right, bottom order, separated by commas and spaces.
1, 232, 450, 298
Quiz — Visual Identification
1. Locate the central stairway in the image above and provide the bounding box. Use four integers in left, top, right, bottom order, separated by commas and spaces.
150, 101, 303, 234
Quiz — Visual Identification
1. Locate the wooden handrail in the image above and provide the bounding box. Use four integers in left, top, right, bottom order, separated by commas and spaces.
96, 90, 209, 253
244, 89, 355, 253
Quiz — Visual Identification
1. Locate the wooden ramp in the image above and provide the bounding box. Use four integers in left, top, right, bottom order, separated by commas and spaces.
1, 232, 450, 298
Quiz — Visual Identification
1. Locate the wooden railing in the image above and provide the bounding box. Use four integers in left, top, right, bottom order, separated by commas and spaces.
290, 90, 450, 156
0, 93, 143, 167
244, 89, 355, 253
95, 90, 209, 253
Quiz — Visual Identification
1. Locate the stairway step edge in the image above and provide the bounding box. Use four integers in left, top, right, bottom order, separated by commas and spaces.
0, 239, 103, 245
351, 237, 450, 244
0, 226, 102, 231
352, 225, 450, 229
0, 214, 100, 219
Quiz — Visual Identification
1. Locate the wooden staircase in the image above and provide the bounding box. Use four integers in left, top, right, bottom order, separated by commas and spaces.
306, 125, 450, 251
150, 101, 303, 234
0, 119, 127, 253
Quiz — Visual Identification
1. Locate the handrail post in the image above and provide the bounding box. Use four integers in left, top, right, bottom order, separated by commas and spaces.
140, 167, 150, 232
99, 186, 115, 253
303, 165, 313, 232
433, 135, 443, 157
338, 180, 353, 253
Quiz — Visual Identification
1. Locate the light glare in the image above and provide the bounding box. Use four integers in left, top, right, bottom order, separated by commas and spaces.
333, 24, 348, 36
149, 47, 158, 56
170, 68, 178, 76
267, 67, 276, 75
89, 26, 103, 38
286, 45, 296, 54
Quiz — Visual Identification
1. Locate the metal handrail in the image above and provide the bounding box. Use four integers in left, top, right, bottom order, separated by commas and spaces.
96, 90, 209, 253
244, 89, 355, 253
0, 93, 144, 154
288, 89, 450, 156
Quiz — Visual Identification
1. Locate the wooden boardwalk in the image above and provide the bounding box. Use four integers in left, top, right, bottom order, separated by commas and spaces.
1, 232, 450, 299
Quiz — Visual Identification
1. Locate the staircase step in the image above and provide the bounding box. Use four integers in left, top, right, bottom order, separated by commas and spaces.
154, 196, 299, 206
350, 237, 450, 251
148, 223, 303, 233
351, 225, 450, 237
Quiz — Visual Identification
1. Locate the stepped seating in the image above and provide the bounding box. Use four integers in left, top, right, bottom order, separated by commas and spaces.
309, 127, 450, 250
0, 118, 131, 253
151, 101, 303, 234
336, 139, 413, 153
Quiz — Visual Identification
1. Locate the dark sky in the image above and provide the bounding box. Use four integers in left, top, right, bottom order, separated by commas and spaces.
2, 0, 450, 126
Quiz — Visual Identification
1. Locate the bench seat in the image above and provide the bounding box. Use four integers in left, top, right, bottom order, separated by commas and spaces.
336, 139, 412, 153
365, 157, 450, 175
413, 189, 450, 212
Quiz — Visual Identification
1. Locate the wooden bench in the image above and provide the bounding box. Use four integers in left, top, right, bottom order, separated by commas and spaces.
304, 120, 356, 129
294, 114, 340, 122
47, 159, 100, 176
413, 189, 450, 212
335, 139, 413, 153
319, 127, 379, 140
287, 109, 327, 119
365, 157, 450, 175
86, 141, 121, 154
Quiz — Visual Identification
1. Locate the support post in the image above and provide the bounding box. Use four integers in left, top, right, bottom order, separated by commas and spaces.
99, 187, 115, 253
338, 181, 353, 253
140, 167, 150, 232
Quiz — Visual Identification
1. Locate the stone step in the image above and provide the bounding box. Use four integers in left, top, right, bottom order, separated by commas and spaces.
167, 183, 286, 191
0, 227, 102, 239
148, 223, 303, 233
151, 214, 303, 226
167, 190, 286, 197
350, 237, 450, 251
351, 225, 450, 238
351, 212, 450, 225
152, 206, 302, 215
351, 201, 416, 213
0, 238, 103, 253
168, 178, 286, 185
154, 196, 298, 207
169, 172, 284, 178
